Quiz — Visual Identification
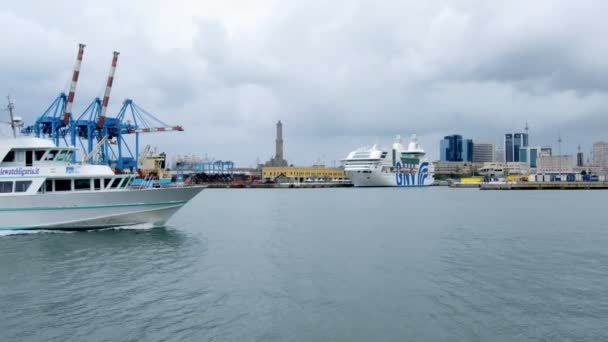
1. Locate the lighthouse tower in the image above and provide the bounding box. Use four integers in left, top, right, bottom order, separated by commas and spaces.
266, 120, 288, 167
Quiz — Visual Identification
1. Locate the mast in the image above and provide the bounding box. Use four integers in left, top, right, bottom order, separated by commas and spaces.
98, 51, 120, 129
63, 43, 86, 125
6, 95, 16, 138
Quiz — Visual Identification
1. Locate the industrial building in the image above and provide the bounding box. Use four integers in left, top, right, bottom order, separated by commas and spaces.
536, 155, 574, 174
432, 161, 476, 179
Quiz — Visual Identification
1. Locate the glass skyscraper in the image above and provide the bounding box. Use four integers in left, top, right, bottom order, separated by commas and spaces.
440, 135, 473, 162
505, 132, 529, 162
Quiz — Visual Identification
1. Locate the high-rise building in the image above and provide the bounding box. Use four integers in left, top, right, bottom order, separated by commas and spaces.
576, 145, 584, 167
518, 146, 545, 168
593, 141, 608, 169
472, 141, 494, 163
265, 120, 288, 167
440, 135, 462, 161
464, 139, 473, 162
495, 145, 505, 162
505, 132, 529, 162
439, 135, 472, 162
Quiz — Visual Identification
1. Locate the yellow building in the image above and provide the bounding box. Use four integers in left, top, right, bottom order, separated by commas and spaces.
262, 166, 345, 180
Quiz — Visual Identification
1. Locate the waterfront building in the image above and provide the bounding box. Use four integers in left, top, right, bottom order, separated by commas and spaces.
505, 132, 528, 162
505, 162, 531, 175
265, 120, 289, 167
262, 166, 346, 182
432, 161, 476, 179
439, 135, 472, 162
477, 162, 530, 177
477, 162, 505, 177
472, 141, 494, 163
536, 155, 574, 174
592, 141, 608, 170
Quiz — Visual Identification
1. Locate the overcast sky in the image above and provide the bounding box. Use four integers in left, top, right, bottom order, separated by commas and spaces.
2, 0, 608, 165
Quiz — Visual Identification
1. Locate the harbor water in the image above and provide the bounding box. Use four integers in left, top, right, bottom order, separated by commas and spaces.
1, 187, 607, 341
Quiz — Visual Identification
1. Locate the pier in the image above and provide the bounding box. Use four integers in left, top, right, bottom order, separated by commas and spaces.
479, 181, 608, 190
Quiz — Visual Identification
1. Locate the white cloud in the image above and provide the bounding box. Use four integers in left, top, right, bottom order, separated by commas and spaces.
2, 0, 608, 164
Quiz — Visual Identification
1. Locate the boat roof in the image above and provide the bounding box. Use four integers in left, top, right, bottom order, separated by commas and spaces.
0, 137, 62, 149
0, 137, 74, 160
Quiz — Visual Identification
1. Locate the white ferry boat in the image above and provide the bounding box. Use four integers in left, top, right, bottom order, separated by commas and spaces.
343, 134, 434, 187
0, 138, 204, 230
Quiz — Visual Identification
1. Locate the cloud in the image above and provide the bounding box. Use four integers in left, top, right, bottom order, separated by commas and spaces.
2, 0, 608, 165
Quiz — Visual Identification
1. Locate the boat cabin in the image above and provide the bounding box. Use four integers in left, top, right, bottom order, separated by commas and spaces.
0, 138, 134, 195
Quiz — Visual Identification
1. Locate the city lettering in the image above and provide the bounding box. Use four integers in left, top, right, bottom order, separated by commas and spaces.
0, 167, 41, 176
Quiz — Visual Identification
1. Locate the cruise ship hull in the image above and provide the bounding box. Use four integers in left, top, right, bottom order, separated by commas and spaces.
346, 170, 433, 187
0, 186, 204, 230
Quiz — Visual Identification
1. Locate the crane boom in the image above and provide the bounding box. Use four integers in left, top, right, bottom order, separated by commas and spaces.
98, 51, 119, 129
127, 125, 184, 134
63, 43, 86, 125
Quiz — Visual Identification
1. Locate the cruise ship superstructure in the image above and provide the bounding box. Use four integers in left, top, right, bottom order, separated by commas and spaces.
0, 138, 204, 230
343, 135, 433, 187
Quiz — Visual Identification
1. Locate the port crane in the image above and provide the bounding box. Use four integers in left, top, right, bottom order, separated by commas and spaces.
22, 43, 184, 172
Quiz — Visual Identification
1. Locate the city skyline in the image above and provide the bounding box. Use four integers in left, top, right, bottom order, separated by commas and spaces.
2, 1, 608, 166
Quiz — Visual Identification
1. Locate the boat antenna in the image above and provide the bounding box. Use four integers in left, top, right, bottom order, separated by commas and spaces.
6, 95, 17, 139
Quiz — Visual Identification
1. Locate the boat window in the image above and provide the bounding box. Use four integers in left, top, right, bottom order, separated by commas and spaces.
108, 178, 120, 189
15, 181, 32, 193
0, 181, 13, 193
94, 179, 102, 190
121, 178, 131, 188
74, 179, 91, 190
16, 151, 24, 162
34, 150, 46, 161
55, 150, 68, 162
45, 179, 53, 192
55, 179, 72, 191
25, 151, 33, 167
2, 150, 15, 162
45, 150, 59, 161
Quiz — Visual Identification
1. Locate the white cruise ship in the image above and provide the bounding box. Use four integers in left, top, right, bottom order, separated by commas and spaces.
0, 137, 204, 230
343, 134, 434, 187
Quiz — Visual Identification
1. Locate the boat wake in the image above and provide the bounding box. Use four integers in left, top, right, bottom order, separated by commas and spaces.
94, 222, 165, 232
0, 230, 75, 237
0, 223, 167, 236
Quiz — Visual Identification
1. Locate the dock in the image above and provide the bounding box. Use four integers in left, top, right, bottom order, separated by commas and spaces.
480, 181, 608, 190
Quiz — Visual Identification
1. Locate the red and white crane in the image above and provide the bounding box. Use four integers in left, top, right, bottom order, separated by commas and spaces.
97, 51, 119, 129
63, 43, 86, 125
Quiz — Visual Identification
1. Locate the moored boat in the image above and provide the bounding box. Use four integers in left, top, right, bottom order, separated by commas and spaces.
343, 134, 434, 187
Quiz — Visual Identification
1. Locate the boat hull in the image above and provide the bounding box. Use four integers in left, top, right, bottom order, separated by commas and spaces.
0, 186, 204, 230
